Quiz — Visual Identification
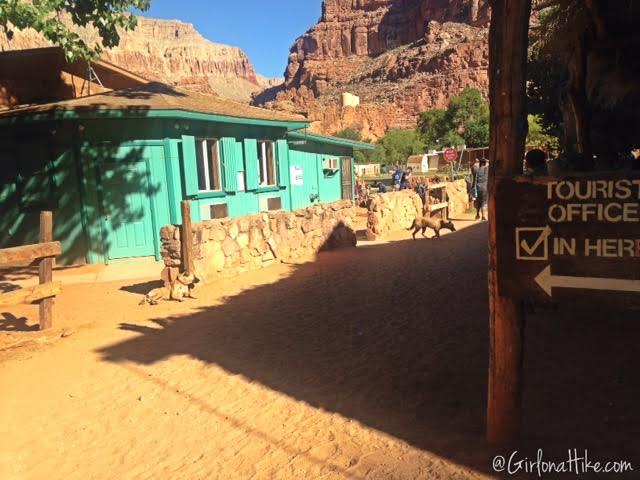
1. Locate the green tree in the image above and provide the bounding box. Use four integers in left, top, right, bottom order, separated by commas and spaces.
527, 114, 560, 154
447, 88, 487, 133
417, 88, 490, 149
440, 131, 466, 149
417, 109, 449, 149
333, 127, 362, 142
353, 150, 371, 164
0, 0, 151, 61
371, 129, 425, 165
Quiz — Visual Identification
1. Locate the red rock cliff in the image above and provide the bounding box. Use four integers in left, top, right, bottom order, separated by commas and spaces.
254, 0, 490, 139
0, 16, 281, 103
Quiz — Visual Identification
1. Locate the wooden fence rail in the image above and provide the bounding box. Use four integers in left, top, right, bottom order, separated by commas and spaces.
0, 242, 61, 265
0, 211, 61, 330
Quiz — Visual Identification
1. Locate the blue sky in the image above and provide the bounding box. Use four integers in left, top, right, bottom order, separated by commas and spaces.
137, 1, 322, 78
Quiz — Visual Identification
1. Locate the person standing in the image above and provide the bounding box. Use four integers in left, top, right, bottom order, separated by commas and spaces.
468, 158, 480, 205
472, 158, 489, 220
392, 164, 402, 191
400, 167, 413, 190
525, 149, 548, 176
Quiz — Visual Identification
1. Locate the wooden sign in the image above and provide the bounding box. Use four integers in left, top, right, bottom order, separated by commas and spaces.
496, 173, 640, 309
443, 148, 458, 163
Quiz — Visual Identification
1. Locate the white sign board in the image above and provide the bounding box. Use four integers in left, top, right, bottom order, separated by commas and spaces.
290, 166, 304, 186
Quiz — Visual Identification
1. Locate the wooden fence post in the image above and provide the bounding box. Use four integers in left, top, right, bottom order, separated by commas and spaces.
486, 0, 532, 443
180, 201, 194, 275
39, 211, 53, 330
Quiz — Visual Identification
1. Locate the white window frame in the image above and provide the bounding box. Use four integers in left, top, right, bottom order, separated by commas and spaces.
197, 138, 222, 192
258, 140, 277, 187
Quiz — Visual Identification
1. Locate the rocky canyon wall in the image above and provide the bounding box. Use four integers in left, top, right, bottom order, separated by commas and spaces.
0, 16, 280, 103
254, 0, 490, 139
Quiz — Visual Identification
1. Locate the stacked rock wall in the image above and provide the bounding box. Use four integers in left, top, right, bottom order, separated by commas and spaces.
446, 179, 470, 216
365, 180, 469, 239
160, 200, 357, 283
365, 191, 423, 240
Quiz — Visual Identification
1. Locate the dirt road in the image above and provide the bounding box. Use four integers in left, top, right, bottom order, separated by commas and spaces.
1, 221, 638, 479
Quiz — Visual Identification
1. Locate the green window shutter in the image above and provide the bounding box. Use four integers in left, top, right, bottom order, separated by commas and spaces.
181, 135, 199, 197
221, 137, 239, 192
276, 139, 289, 188
243, 139, 260, 191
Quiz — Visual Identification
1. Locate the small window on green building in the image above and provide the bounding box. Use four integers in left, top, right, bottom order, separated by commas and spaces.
196, 138, 222, 192
258, 140, 276, 187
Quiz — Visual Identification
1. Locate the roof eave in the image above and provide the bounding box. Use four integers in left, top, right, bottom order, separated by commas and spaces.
0, 108, 310, 130
287, 131, 375, 151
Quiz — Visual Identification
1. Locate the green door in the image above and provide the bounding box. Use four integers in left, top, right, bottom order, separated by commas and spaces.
289, 150, 320, 210
100, 147, 156, 260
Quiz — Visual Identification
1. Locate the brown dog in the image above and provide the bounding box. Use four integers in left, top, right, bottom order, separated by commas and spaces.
139, 271, 200, 305
407, 216, 456, 239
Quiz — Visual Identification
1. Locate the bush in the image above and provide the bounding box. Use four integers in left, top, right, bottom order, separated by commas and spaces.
371, 130, 425, 165
333, 128, 362, 142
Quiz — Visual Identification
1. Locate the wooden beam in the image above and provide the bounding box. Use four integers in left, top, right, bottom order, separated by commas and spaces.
0, 241, 61, 265
0, 282, 62, 307
180, 201, 195, 275
39, 211, 54, 330
487, 0, 533, 444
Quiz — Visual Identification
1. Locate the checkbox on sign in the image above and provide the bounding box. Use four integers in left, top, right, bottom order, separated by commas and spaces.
516, 226, 551, 261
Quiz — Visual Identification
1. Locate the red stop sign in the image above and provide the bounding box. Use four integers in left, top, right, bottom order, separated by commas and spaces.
443, 148, 458, 163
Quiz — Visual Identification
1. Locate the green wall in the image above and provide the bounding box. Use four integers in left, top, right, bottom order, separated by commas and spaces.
0, 116, 357, 264
0, 124, 86, 264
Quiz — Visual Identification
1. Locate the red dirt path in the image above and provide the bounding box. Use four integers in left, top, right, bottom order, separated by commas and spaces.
1, 221, 638, 479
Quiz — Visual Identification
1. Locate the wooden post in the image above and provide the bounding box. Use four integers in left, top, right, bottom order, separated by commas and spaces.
180, 200, 194, 275
39, 211, 53, 330
486, 0, 532, 443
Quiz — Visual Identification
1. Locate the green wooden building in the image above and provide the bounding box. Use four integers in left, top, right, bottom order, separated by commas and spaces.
0, 82, 372, 265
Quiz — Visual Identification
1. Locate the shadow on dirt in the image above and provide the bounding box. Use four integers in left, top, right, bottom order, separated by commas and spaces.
98, 221, 640, 473
0, 312, 38, 332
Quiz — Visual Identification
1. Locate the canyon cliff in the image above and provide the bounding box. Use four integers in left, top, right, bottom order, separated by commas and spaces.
254, 0, 490, 139
0, 16, 280, 103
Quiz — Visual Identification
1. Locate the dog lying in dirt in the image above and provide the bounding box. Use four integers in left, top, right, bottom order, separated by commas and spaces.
407, 216, 456, 239
139, 271, 200, 305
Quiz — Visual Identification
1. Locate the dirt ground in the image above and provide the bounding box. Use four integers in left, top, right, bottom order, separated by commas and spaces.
1, 220, 639, 479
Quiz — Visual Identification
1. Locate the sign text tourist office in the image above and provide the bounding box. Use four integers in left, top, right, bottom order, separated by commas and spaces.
496, 173, 640, 309
0, 84, 373, 265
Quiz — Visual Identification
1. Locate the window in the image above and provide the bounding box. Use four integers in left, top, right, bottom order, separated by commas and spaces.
323, 157, 339, 170
196, 138, 221, 191
258, 140, 276, 186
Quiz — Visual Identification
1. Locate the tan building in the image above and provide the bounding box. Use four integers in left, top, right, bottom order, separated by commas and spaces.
355, 163, 380, 176
407, 153, 440, 172
341, 92, 360, 108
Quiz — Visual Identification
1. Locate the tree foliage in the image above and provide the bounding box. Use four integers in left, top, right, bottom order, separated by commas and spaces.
528, 0, 640, 167
527, 114, 560, 153
333, 127, 362, 142
353, 150, 372, 164
417, 88, 489, 150
417, 110, 448, 149
0, 0, 151, 61
526, 54, 565, 142
371, 129, 425, 165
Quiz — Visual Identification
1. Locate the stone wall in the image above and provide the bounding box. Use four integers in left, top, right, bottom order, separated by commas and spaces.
365, 180, 470, 240
160, 200, 357, 284
365, 191, 423, 240
446, 179, 471, 216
